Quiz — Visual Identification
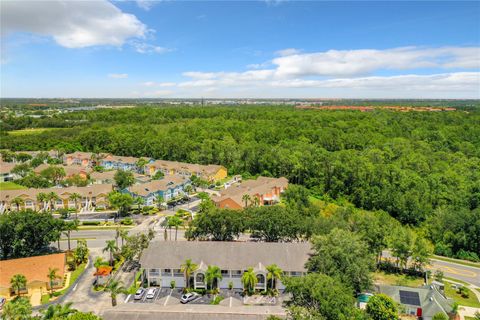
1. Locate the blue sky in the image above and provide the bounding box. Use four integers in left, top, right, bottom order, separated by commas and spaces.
1, 1, 479, 98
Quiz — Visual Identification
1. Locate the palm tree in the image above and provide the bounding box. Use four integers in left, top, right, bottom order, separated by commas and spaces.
241, 268, 258, 295
180, 259, 198, 289
184, 185, 193, 195
205, 265, 222, 291
135, 158, 148, 174
156, 195, 164, 210
10, 274, 27, 297
47, 192, 60, 211
41, 301, 77, 319
134, 197, 145, 212
242, 194, 251, 208
11, 197, 25, 211
63, 220, 79, 251
2, 297, 32, 319
104, 280, 127, 307
119, 229, 129, 247
167, 216, 183, 241
37, 192, 48, 212
47, 268, 62, 295
115, 226, 121, 248
252, 196, 261, 207
266, 264, 283, 290
103, 240, 118, 266
68, 192, 82, 219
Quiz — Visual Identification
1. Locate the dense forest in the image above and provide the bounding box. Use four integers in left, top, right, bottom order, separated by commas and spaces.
1, 105, 479, 260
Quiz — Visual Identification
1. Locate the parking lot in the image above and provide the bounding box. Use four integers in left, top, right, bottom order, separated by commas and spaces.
127, 288, 248, 306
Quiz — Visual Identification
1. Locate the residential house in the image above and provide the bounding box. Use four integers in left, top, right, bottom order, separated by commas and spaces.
376, 284, 454, 320
0, 161, 19, 182
125, 176, 190, 206
63, 152, 96, 167
0, 184, 113, 214
140, 241, 311, 290
147, 160, 227, 182
33, 164, 90, 180
0, 253, 66, 298
90, 170, 151, 185
100, 155, 152, 173
214, 176, 288, 209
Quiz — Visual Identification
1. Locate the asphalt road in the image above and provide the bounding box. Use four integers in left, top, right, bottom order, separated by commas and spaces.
428, 259, 480, 287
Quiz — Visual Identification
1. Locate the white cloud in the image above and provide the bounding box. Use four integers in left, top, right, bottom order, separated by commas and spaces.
1, 0, 147, 48
141, 81, 176, 87
132, 42, 173, 54
272, 46, 480, 77
135, 0, 156, 11
275, 48, 301, 56
108, 73, 128, 79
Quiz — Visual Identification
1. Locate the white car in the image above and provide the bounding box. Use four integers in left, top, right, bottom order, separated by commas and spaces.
133, 288, 146, 300
146, 288, 157, 299
180, 292, 198, 304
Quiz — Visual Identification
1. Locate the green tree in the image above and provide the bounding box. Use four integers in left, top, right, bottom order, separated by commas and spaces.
114, 170, 134, 190
10, 197, 25, 211
411, 235, 433, 272
389, 226, 415, 270
37, 192, 48, 212
10, 274, 27, 297
306, 228, 374, 292
241, 268, 257, 294
11, 163, 32, 178
40, 165, 66, 185
205, 265, 222, 291
107, 191, 133, 217
41, 302, 78, 319
152, 171, 164, 180
119, 229, 129, 247
74, 239, 89, 265
155, 195, 165, 210
69, 311, 103, 320
104, 280, 127, 307
186, 208, 245, 241
47, 192, 60, 211
103, 240, 118, 266
283, 273, 356, 320
366, 294, 399, 320
69, 192, 82, 219
167, 216, 183, 241
64, 220, 79, 251
242, 194, 251, 207
181, 259, 198, 289
136, 158, 148, 174
266, 264, 283, 290
2, 297, 32, 320
94, 257, 109, 272
47, 267, 62, 295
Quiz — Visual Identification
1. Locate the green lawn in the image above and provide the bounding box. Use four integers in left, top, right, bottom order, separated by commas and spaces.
444, 280, 480, 308
77, 225, 134, 230
373, 271, 425, 287
8, 128, 61, 136
0, 182, 27, 190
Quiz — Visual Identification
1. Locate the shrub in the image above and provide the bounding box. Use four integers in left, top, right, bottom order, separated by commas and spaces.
228, 281, 233, 290
82, 221, 101, 226
458, 286, 470, 299
210, 295, 224, 305
121, 217, 133, 225
170, 280, 176, 289
57, 209, 70, 219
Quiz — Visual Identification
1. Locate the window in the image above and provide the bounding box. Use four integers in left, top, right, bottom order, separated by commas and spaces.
231, 270, 242, 278
196, 273, 205, 283
290, 271, 302, 277
149, 269, 160, 276
256, 274, 265, 284
56, 200, 63, 205
25, 201, 33, 206
162, 269, 172, 276
221, 270, 230, 277
173, 269, 183, 277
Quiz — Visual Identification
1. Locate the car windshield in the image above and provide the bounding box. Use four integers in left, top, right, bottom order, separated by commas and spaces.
136, 289, 143, 294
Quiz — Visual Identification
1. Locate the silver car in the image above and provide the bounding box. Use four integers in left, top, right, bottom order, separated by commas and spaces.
180, 292, 198, 304
133, 288, 145, 300
146, 288, 157, 299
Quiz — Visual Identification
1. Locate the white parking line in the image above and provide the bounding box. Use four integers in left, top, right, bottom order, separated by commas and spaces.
163, 289, 172, 306
124, 294, 131, 303
229, 297, 232, 307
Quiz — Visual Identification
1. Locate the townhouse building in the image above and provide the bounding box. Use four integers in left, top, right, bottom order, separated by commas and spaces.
100, 155, 152, 173
125, 176, 190, 206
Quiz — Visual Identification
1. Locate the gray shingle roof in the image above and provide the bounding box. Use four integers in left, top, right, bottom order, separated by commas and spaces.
140, 241, 312, 272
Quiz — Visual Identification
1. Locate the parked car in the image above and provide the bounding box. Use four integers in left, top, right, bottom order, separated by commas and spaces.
0, 297, 6, 310
180, 292, 199, 304
134, 288, 146, 300
146, 288, 157, 299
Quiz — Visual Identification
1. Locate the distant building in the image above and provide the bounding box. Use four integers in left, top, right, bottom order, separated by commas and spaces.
214, 176, 288, 209
63, 152, 96, 167
125, 176, 190, 205
33, 163, 90, 180
100, 155, 152, 173
0, 253, 66, 298
0, 161, 19, 182
376, 284, 454, 320
147, 160, 227, 182
0, 184, 113, 213
140, 241, 311, 290
90, 170, 150, 185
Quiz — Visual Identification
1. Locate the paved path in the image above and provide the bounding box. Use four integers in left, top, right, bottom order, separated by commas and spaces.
458, 306, 480, 320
